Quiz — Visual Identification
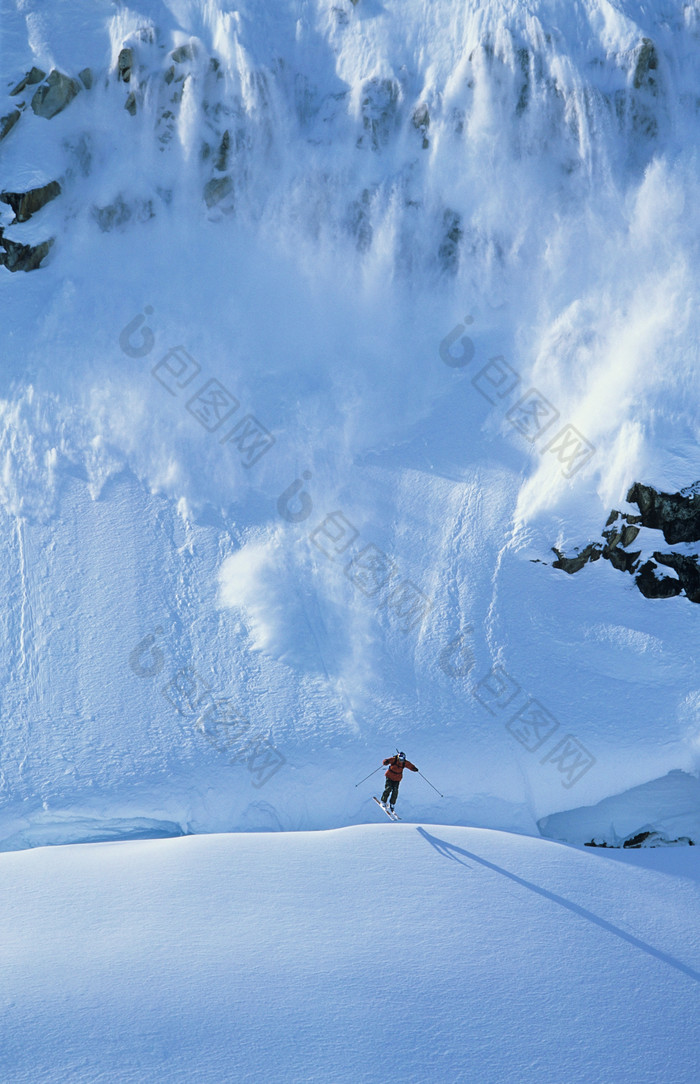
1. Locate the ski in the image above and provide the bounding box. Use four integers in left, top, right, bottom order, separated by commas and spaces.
373, 796, 401, 820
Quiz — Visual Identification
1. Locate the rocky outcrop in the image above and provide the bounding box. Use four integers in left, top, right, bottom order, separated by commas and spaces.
0, 110, 21, 141
91, 196, 154, 231
31, 70, 81, 119
0, 181, 62, 223
635, 559, 683, 600
118, 48, 134, 83
412, 102, 430, 149
550, 482, 700, 605
10, 66, 46, 96
626, 481, 700, 544
438, 209, 462, 274
585, 830, 694, 848
203, 175, 234, 209
358, 77, 400, 150
633, 38, 659, 91
171, 44, 197, 64
0, 233, 54, 271
552, 542, 603, 575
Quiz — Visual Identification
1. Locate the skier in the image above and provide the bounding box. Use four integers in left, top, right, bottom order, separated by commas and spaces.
380, 751, 418, 813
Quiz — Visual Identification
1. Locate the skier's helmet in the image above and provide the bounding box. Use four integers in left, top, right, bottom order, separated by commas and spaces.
398, 751, 406, 759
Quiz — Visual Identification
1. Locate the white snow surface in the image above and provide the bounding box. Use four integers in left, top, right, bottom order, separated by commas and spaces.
1, 0, 699, 843
3, 2, 700, 1078
1, 824, 700, 1083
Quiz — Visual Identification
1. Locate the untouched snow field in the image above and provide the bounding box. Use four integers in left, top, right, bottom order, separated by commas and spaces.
2, 0, 700, 1076
1, 824, 700, 1083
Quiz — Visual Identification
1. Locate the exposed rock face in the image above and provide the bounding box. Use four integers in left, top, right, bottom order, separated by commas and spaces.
635, 559, 683, 600
10, 67, 46, 96
215, 130, 230, 172
79, 68, 93, 90
551, 543, 603, 575
203, 175, 234, 209
438, 209, 462, 274
91, 196, 154, 231
633, 37, 659, 91
358, 77, 400, 150
585, 830, 694, 848
626, 481, 700, 544
171, 44, 197, 63
31, 70, 81, 119
0, 110, 21, 141
412, 102, 430, 148
653, 552, 700, 603
0, 233, 54, 271
118, 48, 134, 83
550, 482, 700, 605
0, 181, 62, 223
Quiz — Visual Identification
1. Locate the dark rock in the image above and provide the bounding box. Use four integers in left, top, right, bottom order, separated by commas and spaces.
605, 509, 642, 527
125, 92, 137, 116
164, 66, 175, 85
412, 103, 430, 149
587, 831, 694, 848
118, 48, 134, 83
438, 209, 462, 274
0, 232, 54, 271
203, 175, 234, 209
633, 38, 658, 91
551, 543, 603, 574
0, 180, 61, 223
627, 481, 700, 544
172, 44, 196, 63
0, 110, 21, 141
605, 545, 641, 574
635, 559, 682, 600
91, 196, 154, 231
10, 66, 45, 96
215, 130, 230, 171
620, 524, 640, 547
654, 552, 700, 603
31, 70, 81, 119
516, 47, 530, 115
358, 77, 400, 150
79, 68, 93, 90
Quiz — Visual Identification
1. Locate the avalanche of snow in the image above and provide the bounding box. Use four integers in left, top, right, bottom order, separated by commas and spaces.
3, 0, 700, 1076
1, 0, 699, 846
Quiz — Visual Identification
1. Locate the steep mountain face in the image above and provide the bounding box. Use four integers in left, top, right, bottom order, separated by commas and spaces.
553, 480, 700, 602
1, 0, 699, 848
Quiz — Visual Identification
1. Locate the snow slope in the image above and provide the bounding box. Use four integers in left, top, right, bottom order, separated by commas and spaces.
1, 0, 700, 846
2, 824, 700, 1083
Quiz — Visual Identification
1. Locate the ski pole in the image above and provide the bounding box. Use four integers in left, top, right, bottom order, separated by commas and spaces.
354, 765, 384, 787
418, 771, 444, 798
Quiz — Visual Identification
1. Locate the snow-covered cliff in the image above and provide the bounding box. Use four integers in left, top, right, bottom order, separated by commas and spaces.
1, 0, 699, 848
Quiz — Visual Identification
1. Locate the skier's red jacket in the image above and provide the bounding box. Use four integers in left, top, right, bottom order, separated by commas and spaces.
383, 756, 418, 781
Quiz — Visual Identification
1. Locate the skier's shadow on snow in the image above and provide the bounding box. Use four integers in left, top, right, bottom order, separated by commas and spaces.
417, 827, 700, 986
